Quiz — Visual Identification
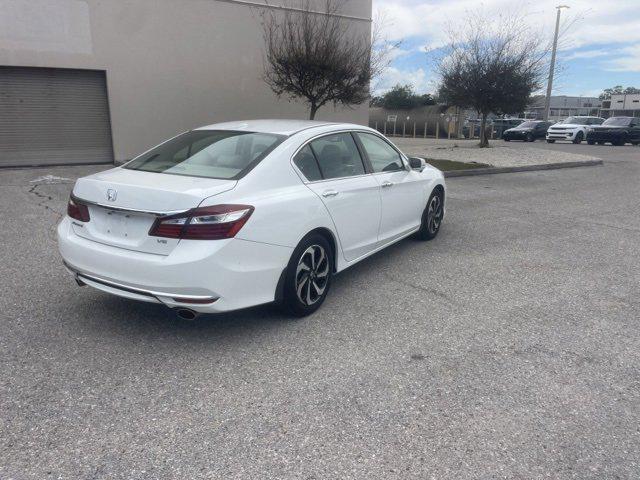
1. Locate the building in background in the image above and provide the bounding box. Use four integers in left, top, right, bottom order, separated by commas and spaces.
0, 0, 371, 167
525, 95, 602, 121
600, 94, 640, 118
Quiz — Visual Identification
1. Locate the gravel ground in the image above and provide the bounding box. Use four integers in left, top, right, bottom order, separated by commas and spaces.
390, 137, 602, 168
1, 153, 639, 479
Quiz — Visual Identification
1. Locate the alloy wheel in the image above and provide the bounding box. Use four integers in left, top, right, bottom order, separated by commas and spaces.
427, 194, 443, 235
295, 245, 329, 306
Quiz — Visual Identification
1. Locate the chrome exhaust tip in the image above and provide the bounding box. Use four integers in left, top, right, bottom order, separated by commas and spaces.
175, 308, 199, 321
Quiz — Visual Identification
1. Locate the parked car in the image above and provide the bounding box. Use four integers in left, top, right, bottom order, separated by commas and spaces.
492, 118, 526, 139
586, 117, 640, 146
502, 121, 553, 142
58, 120, 446, 319
546, 116, 605, 144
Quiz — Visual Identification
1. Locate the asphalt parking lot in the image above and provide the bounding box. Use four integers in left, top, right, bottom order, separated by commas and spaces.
1, 145, 639, 479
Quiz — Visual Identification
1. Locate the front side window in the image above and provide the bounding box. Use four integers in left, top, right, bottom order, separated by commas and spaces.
125, 130, 284, 179
356, 133, 404, 173
309, 133, 366, 180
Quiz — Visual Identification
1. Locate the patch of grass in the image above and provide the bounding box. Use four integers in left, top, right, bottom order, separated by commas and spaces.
421, 158, 490, 171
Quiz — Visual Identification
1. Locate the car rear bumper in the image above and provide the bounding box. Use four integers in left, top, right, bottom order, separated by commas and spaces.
57, 216, 293, 313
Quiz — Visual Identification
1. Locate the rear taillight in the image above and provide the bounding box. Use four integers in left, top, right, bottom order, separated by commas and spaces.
149, 204, 254, 240
67, 195, 90, 222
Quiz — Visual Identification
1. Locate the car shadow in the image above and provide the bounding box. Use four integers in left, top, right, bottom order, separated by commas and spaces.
72, 234, 433, 343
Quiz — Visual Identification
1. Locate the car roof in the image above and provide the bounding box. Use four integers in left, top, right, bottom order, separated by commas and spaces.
194, 119, 366, 136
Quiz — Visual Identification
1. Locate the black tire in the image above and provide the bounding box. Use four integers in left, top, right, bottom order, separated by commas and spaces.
282, 233, 333, 317
416, 189, 444, 241
587, 140, 595, 145
503, 138, 510, 142
631, 142, 639, 146
546, 139, 555, 143
572, 131, 584, 144
597, 141, 605, 145
612, 139, 625, 146
526, 133, 535, 142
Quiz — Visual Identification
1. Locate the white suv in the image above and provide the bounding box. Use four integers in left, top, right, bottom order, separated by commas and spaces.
546, 116, 605, 144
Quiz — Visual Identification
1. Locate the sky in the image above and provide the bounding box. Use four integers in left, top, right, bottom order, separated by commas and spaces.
372, 0, 640, 98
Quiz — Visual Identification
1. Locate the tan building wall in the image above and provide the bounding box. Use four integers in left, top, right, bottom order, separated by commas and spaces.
0, 0, 372, 162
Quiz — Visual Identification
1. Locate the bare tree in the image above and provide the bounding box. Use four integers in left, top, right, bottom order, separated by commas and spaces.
259, 0, 392, 120
436, 13, 549, 147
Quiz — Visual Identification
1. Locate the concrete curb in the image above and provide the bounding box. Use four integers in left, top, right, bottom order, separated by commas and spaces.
443, 159, 603, 177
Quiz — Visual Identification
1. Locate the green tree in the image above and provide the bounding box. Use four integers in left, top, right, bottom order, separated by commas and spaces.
376, 84, 435, 110
599, 86, 640, 100
436, 14, 547, 147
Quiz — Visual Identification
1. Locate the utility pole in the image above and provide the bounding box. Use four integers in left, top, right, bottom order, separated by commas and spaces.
543, 5, 570, 122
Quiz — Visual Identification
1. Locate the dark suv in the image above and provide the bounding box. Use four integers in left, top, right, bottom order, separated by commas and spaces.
586, 117, 640, 146
503, 121, 553, 142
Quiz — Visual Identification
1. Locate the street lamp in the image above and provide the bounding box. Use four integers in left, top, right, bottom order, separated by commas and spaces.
543, 5, 570, 122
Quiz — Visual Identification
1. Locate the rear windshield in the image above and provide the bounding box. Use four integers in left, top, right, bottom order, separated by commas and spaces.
124, 130, 285, 179
603, 117, 632, 127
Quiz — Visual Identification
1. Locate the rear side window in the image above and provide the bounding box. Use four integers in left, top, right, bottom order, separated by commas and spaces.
309, 133, 366, 179
125, 130, 284, 179
293, 145, 322, 181
356, 133, 404, 173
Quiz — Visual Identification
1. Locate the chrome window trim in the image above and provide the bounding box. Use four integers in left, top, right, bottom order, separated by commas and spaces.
290, 129, 409, 184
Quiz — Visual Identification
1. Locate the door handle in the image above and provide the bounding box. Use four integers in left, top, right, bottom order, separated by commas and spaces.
322, 189, 339, 197
381, 181, 394, 188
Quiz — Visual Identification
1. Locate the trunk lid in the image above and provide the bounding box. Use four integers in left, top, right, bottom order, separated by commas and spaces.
71, 167, 236, 255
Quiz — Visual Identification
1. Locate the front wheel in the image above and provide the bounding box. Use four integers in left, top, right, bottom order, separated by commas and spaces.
572, 131, 584, 144
587, 140, 595, 145
416, 189, 444, 241
282, 234, 333, 317
546, 139, 555, 143
526, 133, 535, 142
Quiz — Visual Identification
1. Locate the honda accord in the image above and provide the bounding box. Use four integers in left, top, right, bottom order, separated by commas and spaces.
58, 120, 446, 318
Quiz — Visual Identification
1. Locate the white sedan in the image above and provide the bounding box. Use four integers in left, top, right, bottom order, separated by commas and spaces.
58, 120, 446, 319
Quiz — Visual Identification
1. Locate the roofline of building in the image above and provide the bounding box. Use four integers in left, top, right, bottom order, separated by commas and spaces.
214, 0, 372, 22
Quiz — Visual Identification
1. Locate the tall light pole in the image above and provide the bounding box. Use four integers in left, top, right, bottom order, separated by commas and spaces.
543, 5, 570, 121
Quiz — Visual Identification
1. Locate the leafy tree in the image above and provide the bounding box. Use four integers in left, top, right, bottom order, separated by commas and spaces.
435, 14, 547, 147
373, 84, 435, 110
599, 86, 640, 100
259, 0, 392, 120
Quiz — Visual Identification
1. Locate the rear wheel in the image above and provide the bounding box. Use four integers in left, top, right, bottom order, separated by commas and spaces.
612, 139, 625, 146
503, 138, 510, 142
416, 189, 444, 241
282, 234, 333, 317
572, 131, 584, 144
526, 133, 535, 142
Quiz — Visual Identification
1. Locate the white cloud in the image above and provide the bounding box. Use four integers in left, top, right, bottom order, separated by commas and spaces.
562, 48, 610, 61
372, 66, 433, 94
373, 0, 640, 51
604, 44, 640, 72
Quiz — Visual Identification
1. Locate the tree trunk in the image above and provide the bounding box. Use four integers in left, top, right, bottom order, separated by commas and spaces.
309, 104, 318, 120
479, 113, 489, 148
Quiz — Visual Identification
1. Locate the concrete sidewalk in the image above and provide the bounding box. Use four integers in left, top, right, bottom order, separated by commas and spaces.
390, 137, 602, 169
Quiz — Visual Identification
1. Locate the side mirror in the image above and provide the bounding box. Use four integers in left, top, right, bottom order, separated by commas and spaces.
409, 157, 426, 172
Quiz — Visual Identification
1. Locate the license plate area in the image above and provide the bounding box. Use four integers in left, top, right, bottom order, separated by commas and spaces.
89, 206, 156, 243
